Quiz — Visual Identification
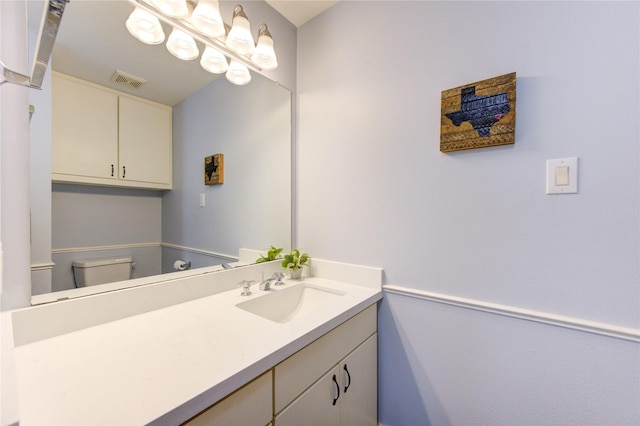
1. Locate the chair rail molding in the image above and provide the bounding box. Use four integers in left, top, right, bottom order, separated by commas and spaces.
383, 284, 640, 343
52, 242, 161, 254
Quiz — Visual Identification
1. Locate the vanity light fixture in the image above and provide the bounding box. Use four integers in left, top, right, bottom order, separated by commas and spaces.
225, 5, 254, 56
191, 0, 225, 38
201, 46, 228, 74
124, 0, 278, 85
149, 0, 189, 18
166, 28, 199, 60
251, 24, 277, 70
226, 59, 251, 85
125, 7, 165, 45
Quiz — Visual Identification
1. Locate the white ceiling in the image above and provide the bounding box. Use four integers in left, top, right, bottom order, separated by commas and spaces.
266, 0, 338, 27
28, 0, 337, 106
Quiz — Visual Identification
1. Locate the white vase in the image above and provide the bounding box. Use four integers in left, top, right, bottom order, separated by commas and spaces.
289, 268, 302, 279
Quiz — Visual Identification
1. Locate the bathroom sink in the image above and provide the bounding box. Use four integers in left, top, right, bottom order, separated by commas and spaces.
236, 283, 345, 323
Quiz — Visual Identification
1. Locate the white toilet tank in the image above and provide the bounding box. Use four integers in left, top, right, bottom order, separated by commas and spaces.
72, 256, 134, 287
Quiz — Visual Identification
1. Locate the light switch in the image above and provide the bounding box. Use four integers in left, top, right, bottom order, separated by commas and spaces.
555, 166, 570, 186
199, 193, 205, 207
546, 157, 578, 194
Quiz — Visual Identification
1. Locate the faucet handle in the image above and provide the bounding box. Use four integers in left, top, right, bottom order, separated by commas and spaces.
273, 272, 285, 286
238, 280, 255, 296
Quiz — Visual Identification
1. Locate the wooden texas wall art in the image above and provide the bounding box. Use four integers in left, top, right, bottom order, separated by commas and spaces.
204, 153, 224, 185
440, 72, 516, 152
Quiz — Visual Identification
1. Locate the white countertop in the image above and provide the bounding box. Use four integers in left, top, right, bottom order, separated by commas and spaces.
7, 263, 382, 425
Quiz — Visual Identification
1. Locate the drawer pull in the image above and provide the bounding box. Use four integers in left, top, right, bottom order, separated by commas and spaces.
343, 364, 351, 393
111, 164, 114, 177
122, 166, 126, 179
332, 374, 340, 405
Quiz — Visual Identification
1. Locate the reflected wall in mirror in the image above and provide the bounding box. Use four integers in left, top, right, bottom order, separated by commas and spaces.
28, 0, 292, 299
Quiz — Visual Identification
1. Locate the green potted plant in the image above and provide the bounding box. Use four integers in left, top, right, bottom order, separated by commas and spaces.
281, 249, 310, 279
256, 245, 283, 263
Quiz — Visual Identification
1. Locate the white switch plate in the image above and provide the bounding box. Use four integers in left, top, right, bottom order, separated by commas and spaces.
199, 193, 205, 207
546, 157, 578, 194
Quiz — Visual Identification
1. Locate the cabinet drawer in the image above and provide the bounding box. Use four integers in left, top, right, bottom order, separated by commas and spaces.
184, 371, 272, 426
274, 304, 376, 413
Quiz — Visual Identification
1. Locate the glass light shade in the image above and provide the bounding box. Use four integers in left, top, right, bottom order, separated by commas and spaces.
200, 46, 228, 74
166, 28, 199, 60
251, 26, 277, 70
191, 0, 225, 38
226, 6, 254, 55
149, 0, 189, 18
125, 7, 165, 45
226, 60, 251, 85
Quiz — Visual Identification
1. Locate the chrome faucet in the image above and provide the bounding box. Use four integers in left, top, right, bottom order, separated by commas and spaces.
259, 272, 285, 291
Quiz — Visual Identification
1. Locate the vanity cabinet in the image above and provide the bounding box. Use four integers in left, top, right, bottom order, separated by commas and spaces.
274, 304, 377, 426
52, 72, 172, 190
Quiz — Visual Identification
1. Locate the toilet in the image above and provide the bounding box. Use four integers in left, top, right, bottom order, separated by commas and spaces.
72, 256, 134, 287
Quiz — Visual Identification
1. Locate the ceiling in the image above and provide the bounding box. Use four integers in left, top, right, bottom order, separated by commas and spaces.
28, 0, 337, 106
266, 1, 338, 27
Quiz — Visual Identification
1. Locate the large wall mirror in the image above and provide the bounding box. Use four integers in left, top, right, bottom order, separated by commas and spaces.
28, 0, 292, 303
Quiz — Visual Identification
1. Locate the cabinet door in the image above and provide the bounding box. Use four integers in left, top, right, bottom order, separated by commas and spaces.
340, 334, 378, 426
118, 96, 172, 187
275, 366, 341, 426
52, 74, 118, 180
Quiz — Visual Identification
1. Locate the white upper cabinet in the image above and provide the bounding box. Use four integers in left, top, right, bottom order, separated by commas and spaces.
118, 96, 172, 187
52, 73, 118, 181
52, 72, 172, 190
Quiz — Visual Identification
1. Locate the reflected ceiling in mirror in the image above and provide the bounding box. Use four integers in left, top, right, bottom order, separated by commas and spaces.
52, 0, 222, 106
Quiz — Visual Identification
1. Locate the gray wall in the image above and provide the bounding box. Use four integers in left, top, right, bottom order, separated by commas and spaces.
163, 73, 291, 268
297, 1, 639, 424
51, 184, 162, 291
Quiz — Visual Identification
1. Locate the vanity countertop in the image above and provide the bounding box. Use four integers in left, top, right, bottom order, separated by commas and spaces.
5, 262, 382, 425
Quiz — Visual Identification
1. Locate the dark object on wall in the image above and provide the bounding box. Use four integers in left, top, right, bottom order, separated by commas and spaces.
204, 153, 224, 185
440, 72, 516, 152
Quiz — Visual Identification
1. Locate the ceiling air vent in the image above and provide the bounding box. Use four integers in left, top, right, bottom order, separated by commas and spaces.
110, 70, 147, 90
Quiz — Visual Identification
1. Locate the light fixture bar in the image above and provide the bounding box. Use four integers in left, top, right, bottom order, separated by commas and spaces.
124, 0, 265, 73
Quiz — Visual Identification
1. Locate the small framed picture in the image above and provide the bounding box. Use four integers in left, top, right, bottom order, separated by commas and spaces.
204, 153, 224, 185
440, 72, 516, 152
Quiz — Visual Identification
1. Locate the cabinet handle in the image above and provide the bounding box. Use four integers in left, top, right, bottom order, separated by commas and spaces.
332, 374, 340, 406
122, 166, 126, 179
343, 364, 351, 393
111, 164, 114, 177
